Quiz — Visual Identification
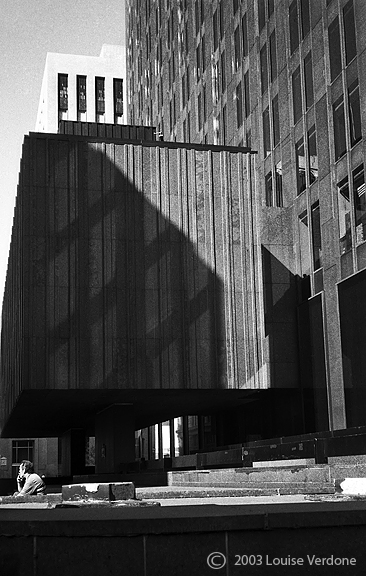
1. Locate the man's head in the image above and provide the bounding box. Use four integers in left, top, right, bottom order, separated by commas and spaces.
20, 460, 34, 474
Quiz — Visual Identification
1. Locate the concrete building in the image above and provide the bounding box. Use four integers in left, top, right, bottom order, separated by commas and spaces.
35, 44, 127, 133
1, 127, 271, 473
126, 0, 366, 446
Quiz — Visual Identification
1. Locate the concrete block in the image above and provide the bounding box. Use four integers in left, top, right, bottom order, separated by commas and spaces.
62, 482, 135, 501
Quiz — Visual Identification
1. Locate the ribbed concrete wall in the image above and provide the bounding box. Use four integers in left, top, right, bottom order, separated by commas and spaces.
0, 134, 265, 431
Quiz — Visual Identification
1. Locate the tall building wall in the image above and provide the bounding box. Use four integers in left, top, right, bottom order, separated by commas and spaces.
127, 0, 366, 430
1, 131, 270, 437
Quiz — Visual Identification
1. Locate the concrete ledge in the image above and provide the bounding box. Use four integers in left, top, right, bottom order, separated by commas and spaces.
62, 482, 135, 501
0, 494, 62, 505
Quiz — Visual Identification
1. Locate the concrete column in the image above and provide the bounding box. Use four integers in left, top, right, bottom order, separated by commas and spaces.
60, 429, 86, 476
95, 404, 135, 474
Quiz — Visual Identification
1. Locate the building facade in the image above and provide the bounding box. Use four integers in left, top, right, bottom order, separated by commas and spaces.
35, 44, 127, 133
126, 0, 366, 443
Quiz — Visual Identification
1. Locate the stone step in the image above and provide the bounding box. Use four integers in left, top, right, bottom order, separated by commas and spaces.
167, 465, 332, 486
136, 486, 279, 499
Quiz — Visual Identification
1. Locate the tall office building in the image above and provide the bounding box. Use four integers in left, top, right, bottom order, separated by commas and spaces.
127, 0, 366, 440
35, 44, 126, 133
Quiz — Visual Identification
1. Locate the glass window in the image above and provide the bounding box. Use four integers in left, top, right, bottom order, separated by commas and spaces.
333, 95, 346, 160
348, 80, 362, 147
263, 107, 271, 156
292, 66, 302, 124
222, 104, 227, 144
242, 13, 248, 57
58, 73, 68, 111
343, 0, 357, 65
234, 26, 241, 71
265, 171, 273, 206
299, 210, 311, 276
308, 125, 318, 184
113, 78, 123, 116
300, 0, 310, 39
236, 82, 243, 127
258, 0, 266, 31
195, 0, 200, 35
260, 44, 268, 94
12, 440, 34, 464
196, 45, 201, 80
272, 94, 280, 147
311, 202, 322, 270
296, 137, 306, 194
213, 9, 219, 51
353, 165, 366, 245
304, 52, 314, 109
269, 31, 277, 82
219, 1, 224, 40
197, 92, 202, 130
328, 17, 342, 82
338, 176, 352, 254
95, 77, 105, 115
289, 0, 299, 54
275, 161, 283, 207
221, 50, 226, 92
77, 75, 87, 114
244, 72, 250, 117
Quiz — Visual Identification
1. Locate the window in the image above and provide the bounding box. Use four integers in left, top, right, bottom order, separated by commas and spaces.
196, 45, 201, 81
113, 78, 123, 117
275, 161, 283, 207
296, 137, 306, 194
269, 31, 277, 82
236, 82, 243, 127
234, 26, 241, 71
299, 211, 311, 276
95, 77, 105, 116
338, 176, 352, 254
58, 74, 68, 112
197, 91, 202, 130
263, 107, 270, 156
353, 165, 366, 245
244, 72, 250, 117
328, 17, 342, 82
300, 0, 310, 39
292, 66, 302, 124
260, 44, 268, 94
268, 0, 274, 16
272, 95, 280, 147
308, 125, 318, 184
77, 75, 86, 115
343, 0, 357, 65
221, 50, 226, 92
333, 95, 346, 160
348, 80, 362, 147
304, 52, 314, 109
311, 202, 322, 270
265, 172, 273, 206
258, 0, 266, 31
12, 440, 34, 465
219, 1, 225, 40
233, 0, 239, 14
242, 13, 248, 57
213, 9, 219, 51
289, 0, 299, 53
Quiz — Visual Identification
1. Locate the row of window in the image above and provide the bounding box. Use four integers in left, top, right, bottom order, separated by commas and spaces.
58, 74, 124, 119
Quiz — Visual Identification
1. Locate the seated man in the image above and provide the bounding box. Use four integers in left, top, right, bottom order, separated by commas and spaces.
14, 460, 46, 496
